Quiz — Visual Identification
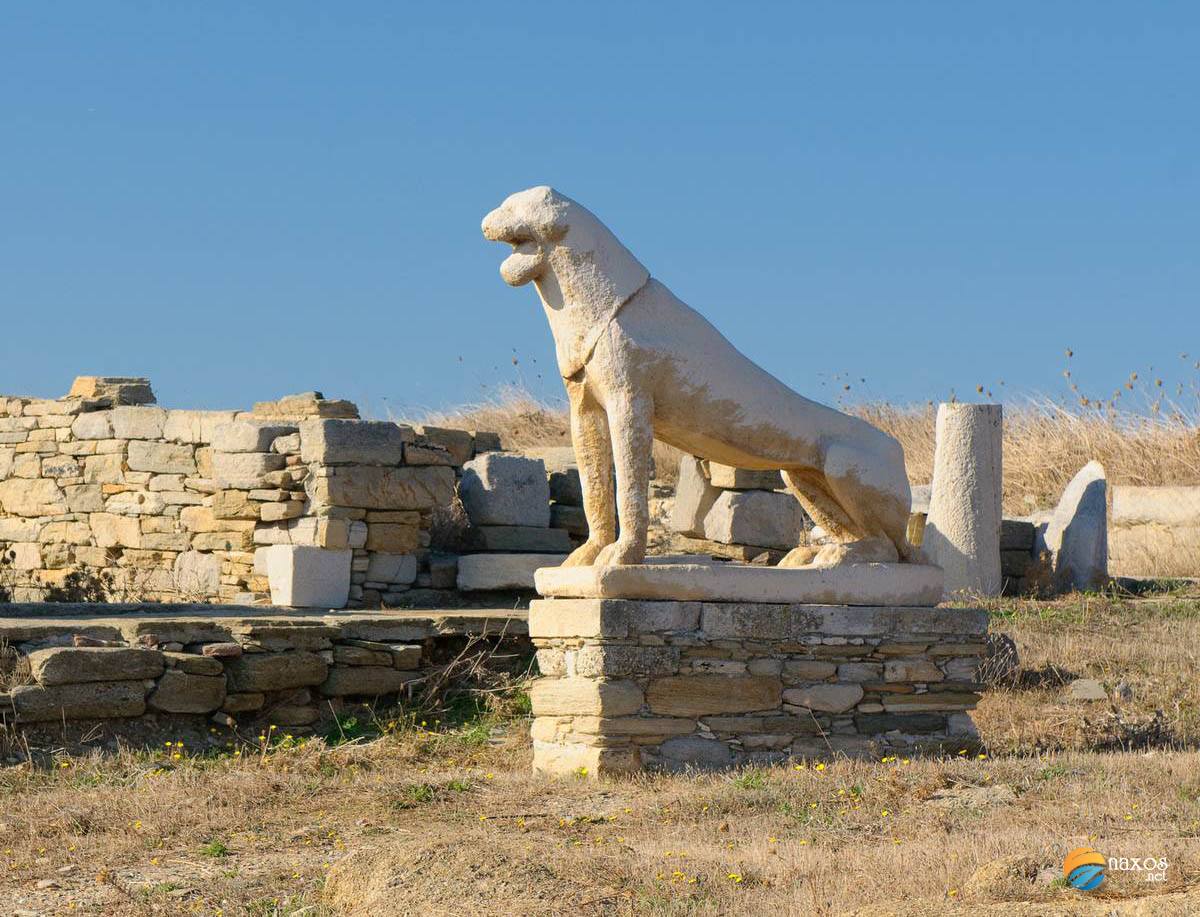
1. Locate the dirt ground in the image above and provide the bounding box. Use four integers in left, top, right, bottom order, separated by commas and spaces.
1, 589, 1198, 916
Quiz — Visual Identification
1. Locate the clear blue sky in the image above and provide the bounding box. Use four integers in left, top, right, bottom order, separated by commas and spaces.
3, 3, 1197, 417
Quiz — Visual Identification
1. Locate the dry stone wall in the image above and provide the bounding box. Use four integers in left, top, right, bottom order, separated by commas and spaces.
0, 378, 500, 608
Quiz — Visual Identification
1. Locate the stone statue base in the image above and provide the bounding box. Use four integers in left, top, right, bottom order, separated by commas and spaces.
534, 562, 944, 607
528, 592, 987, 777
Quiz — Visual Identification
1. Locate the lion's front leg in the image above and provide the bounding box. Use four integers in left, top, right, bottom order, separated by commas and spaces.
593, 391, 653, 567
561, 376, 617, 567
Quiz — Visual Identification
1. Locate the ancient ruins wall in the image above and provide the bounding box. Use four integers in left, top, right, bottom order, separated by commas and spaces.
0, 378, 499, 608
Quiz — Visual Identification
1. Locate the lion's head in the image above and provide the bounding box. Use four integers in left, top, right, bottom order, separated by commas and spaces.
482, 186, 648, 305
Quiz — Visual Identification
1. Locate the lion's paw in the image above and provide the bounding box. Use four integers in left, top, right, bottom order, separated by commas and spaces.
593, 539, 646, 567
777, 545, 821, 568
562, 540, 608, 567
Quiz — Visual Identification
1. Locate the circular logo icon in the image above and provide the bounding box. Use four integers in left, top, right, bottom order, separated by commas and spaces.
1064, 847, 1106, 891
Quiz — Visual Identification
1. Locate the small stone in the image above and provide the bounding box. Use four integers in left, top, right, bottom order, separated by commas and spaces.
202, 642, 244, 658
782, 683, 863, 713
1067, 678, 1107, 702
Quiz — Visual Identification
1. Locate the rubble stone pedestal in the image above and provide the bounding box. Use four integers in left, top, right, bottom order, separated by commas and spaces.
529, 594, 988, 776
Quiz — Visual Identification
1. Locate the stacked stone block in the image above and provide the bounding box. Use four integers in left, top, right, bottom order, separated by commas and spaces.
456, 452, 569, 592
0, 377, 499, 609
669, 456, 807, 562
0, 626, 426, 730
529, 598, 987, 775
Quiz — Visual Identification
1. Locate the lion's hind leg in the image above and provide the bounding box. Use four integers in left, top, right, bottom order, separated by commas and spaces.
778, 468, 865, 568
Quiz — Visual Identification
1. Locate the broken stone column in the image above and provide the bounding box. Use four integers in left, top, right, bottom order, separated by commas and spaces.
924, 403, 1002, 598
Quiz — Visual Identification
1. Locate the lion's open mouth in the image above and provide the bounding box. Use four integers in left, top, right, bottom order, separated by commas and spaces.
499, 241, 544, 286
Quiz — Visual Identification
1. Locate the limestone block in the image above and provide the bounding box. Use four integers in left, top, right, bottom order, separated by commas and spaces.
333, 645, 393, 666
531, 741, 641, 776
212, 451, 286, 489
550, 503, 588, 537
127, 441, 196, 475
223, 651, 329, 692
63, 484, 104, 513
528, 598, 701, 639
658, 736, 735, 769
0, 517, 41, 541
646, 675, 781, 716
111, 406, 167, 439
67, 376, 155, 406
299, 419, 411, 465
1043, 461, 1108, 591
781, 683, 863, 713
0, 446, 12, 480
263, 544, 352, 608
464, 525, 572, 553
210, 419, 298, 453
210, 490, 260, 521
260, 501, 305, 522
41, 455, 82, 477
89, 512, 139, 547
163, 653, 223, 675
104, 491, 166, 516
529, 678, 643, 716
1000, 519, 1036, 551
883, 658, 945, 682
28, 647, 164, 686
38, 521, 91, 545
924, 403, 1003, 598
173, 550, 221, 596
573, 644, 680, 678
0, 478, 66, 516
83, 454, 124, 484
459, 453, 550, 527
705, 463, 783, 490
548, 468, 583, 505
8, 542, 41, 570
147, 670, 226, 713
389, 644, 422, 669
162, 409, 238, 444
319, 665, 417, 697
365, 553, 418, 585
70, 411, 113, 440
472, 431, 503, 454
253, 391, 359, 420
669, 455, 720, 537
312, 465, 455, 511
222, 692, 264, 712
536, 563, 944, 606
413, 425, 475, 466
365, 523, 419, 553
457, 553, 567, 591
271, 433, 301, 454
12, 681, 146, 722
702, 490, 804, 549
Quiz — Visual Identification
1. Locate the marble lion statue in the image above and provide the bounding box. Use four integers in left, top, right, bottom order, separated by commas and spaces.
482, 186, 916, 569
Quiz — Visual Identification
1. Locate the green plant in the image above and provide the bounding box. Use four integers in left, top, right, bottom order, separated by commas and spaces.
200, 838, 230, 858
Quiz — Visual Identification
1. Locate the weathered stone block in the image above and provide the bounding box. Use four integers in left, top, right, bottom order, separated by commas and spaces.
312, 465, 454, 511
646, 675, 780, 716
669, 455, 721, 537
529, 678, 643, 716
211, 419, 298, 453
212, 452, 286, 489
529, 598, 700, 639
127, 441, 196, 475
884, 658, 945, 683
459, 453, 550, 527
299, 419, 412, 465
364, 553, 418, 585
70, 411, 114, 440
0, 478, 66, 516
573, 644, 680, 678
319, 665, 417, 696
147, 670, 226, 713
782, 683, 863, 713
12, 681, 146, 722
412, 425, 475, 465
457, 553, 566, 591
28, 647, 165, 686
263, 545, 352, 608
705, 463, 784, 490
464, 525, 572, 553
110, 406, 167, 440
365, 523, 419, 553
703, 490, 803, 549
223, 651, 329, 692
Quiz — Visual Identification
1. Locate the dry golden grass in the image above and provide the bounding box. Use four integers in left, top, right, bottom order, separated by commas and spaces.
1, 593, 1198, 915
415, 386, 1200, 513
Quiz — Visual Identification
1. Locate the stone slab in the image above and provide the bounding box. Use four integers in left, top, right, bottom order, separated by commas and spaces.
458, 553, 568, 591
264, 545, 352, 609
534, 562, 943, 606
